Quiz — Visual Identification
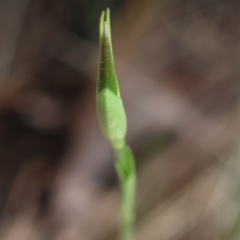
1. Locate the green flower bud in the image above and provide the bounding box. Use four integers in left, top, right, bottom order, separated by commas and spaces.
96, 8, 127, 149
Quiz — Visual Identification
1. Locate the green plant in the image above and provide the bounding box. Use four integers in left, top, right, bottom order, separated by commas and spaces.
96, 8, 137, 240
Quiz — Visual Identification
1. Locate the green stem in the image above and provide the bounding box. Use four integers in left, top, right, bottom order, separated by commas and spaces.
115, 146, 136, 240
120, 170, 136, 240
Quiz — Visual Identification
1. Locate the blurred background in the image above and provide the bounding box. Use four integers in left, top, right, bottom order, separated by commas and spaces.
0, 0, 240, 239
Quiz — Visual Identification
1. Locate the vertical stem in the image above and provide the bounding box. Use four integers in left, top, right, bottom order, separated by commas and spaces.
121, 171, 136, 240
116, 146, 136, 240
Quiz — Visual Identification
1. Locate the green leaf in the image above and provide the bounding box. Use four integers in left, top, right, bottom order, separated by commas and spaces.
96, 8, 127, 149
97, 8, 120, 96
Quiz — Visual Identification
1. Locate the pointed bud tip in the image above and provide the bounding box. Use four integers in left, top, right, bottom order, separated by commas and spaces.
97, 8, 120, 97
